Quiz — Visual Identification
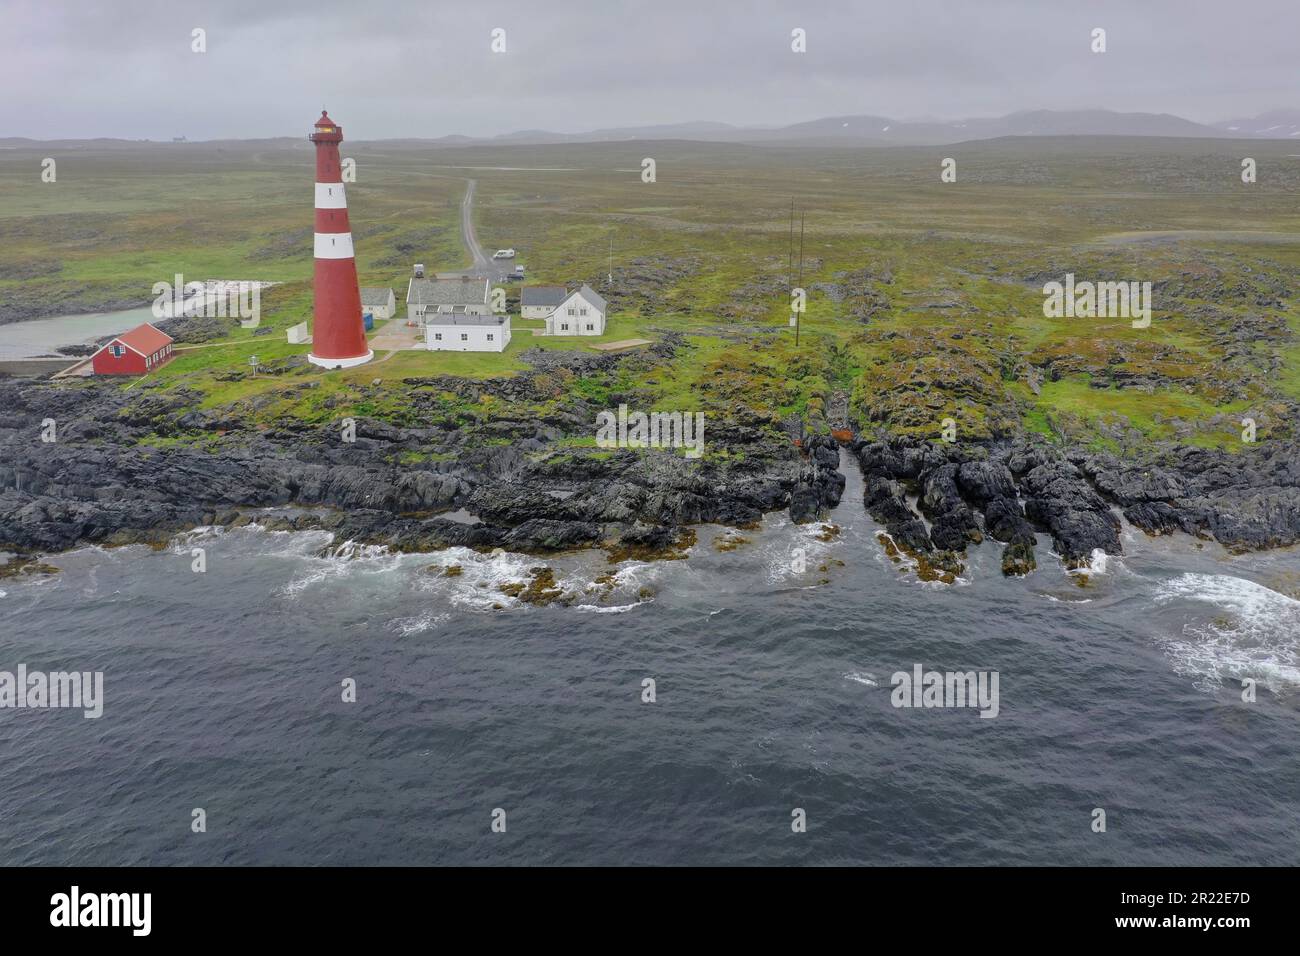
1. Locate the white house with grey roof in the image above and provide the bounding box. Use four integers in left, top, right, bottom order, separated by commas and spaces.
360, 287, 396, 321
426, 313, 511, 352
545, 284, 607, 336
405, 276, 492, 321
521, 285, 569, 320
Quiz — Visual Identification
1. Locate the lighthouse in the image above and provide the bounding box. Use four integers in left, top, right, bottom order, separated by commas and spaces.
307, 110, 372, 369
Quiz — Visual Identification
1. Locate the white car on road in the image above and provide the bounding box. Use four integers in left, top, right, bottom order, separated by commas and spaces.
492, 248, 516, 259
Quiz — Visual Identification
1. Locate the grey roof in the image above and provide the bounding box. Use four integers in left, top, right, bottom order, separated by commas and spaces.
360, 287, 394, 306
521, 285, 568, 307
567, 283, 607, 312
407, 277, 490, 307
424, 313, 509, 327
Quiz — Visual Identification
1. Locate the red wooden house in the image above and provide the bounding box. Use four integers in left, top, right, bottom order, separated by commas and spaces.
90, 323, 176, 376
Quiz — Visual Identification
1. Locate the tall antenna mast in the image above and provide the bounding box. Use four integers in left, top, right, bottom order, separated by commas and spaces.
608, 233, 613, 287
788, 197, 795, 290
796, 211, 805, 347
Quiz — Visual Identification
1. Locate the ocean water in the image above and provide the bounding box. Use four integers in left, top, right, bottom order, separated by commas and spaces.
0, 306, 157, 360
1, 456, 1297, 866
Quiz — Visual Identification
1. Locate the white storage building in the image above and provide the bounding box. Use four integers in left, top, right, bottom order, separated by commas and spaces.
426, 313, 511, 353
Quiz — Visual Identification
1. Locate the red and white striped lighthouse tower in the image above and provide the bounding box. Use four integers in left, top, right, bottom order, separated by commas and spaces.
307, 110, 372, 369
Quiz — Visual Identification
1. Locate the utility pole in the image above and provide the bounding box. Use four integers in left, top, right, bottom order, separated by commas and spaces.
608, 234, 613, 287
788, 197, 795, 290
796, 211, 805, 347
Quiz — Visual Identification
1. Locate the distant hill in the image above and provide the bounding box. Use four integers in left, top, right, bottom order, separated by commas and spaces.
1210, 108, 1300, 139
5, 109, 1297, 149
386, 108, 1300, 147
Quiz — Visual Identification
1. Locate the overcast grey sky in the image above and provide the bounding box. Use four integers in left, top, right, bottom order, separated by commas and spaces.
2, 0, 1295, 140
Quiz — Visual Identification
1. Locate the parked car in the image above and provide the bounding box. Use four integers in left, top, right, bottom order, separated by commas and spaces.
492, 248, 516, 259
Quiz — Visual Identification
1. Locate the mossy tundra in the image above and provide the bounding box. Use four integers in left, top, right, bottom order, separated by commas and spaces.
1, 135, 1297, 454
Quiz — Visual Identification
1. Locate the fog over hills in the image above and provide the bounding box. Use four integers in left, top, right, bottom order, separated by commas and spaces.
1210, 108, 1300, 139
6, 109, 1296, 149
443, 109, 1300, 147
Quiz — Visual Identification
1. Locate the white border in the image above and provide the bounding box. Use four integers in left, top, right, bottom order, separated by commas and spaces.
307, 349, 373, 369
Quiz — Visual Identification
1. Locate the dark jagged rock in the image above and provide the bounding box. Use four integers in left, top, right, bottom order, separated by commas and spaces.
789, 434, 846, 523
1076, 443, 1300, 553
860, 469, 931, 554
4, 371, 1298, 577
918, 464, 982, 551
0, 373, 840, 563
856, 436, 1112, 574
955, 459, 1038, 574
1001, 541, 1037, 577
1017, 458, 1121, 566
604, 524, 697, 563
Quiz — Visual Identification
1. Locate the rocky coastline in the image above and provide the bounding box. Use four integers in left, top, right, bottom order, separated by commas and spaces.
1, 369, 1297, 579
855, 435, 1300, 581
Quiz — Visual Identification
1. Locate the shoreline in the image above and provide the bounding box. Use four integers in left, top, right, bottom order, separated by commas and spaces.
0, 283, 277, 359
2, 338, 1298, 580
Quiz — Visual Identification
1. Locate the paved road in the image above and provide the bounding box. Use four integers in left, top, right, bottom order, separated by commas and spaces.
439, 178, 517, 283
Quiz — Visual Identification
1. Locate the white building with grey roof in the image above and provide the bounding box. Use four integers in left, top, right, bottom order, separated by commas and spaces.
425, 312, 511, 353
360, 287, 396, 320
546, 284, 607, 336
521, 285, 569, 320
405, 276, 492, 321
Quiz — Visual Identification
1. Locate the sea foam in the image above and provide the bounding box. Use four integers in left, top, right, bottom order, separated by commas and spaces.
1153, 572, 1300, 693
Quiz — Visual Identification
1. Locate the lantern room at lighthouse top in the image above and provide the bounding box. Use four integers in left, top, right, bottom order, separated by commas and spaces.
310, 110, 343, 144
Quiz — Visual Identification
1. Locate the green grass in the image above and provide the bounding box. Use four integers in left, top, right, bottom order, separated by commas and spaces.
4, 135, 1298, 447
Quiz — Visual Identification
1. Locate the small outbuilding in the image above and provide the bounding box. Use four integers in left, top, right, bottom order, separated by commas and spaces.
91, 323, 176, 376
360, 287, 396, 321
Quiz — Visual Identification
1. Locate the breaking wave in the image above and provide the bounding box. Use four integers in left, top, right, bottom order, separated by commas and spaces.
1153, 572, 1300, 693
386, 610, 451, 636
415, 547, 659, 612
277, 538, 403, 597
843, 671, 878, 687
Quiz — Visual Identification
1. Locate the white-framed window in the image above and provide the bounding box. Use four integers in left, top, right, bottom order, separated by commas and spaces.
486, 333, 494, 341
586, 324, 594, 331
111, 344, 124, 357
560, 323, 569, 331
580, 307, 588, 316
434, 333, 442, 341
460, 333, 468, 341
568, 307, 575, 315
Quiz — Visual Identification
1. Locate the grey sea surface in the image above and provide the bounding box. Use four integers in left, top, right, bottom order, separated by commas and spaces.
2, 457, 1297, 865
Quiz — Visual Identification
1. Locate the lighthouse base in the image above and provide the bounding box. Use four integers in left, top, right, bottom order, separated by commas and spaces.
307, 349, 374, 370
